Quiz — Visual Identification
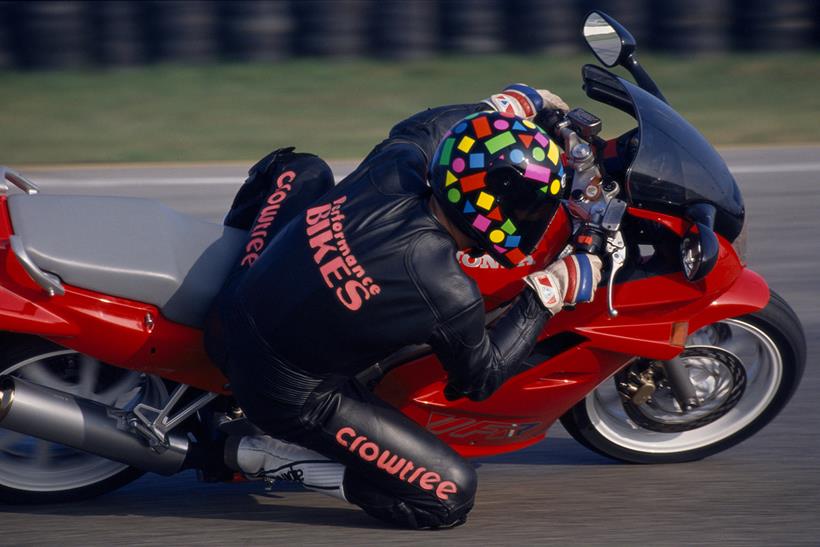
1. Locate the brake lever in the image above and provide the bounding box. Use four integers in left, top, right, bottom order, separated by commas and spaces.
605, 230, 626, 318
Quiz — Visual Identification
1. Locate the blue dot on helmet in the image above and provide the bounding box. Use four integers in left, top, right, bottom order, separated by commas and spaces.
509, 149, 525, 164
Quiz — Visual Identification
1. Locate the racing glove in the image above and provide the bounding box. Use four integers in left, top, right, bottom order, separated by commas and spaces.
484, 83, 570, 120
524, 254, 603, 316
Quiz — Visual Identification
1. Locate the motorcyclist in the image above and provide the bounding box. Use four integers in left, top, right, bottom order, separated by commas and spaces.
204, 84, 603, 529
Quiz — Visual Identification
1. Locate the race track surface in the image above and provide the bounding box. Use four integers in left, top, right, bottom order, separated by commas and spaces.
2, 146, 819, 545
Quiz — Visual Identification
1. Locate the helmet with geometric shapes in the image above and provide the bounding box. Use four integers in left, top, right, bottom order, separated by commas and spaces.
429, 110, 567, 268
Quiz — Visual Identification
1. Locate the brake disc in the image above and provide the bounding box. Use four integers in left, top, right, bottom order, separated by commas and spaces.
618, 346, 746, 433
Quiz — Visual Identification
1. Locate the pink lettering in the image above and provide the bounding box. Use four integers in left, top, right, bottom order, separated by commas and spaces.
335, 427, 356, 447
267, 190, 288, 206
276, 170, 296, 188
238, 172, 296, 267
376, 451, 407, 475
306, 217, 330, 237
419, 471, 441, 490
436, 481, 458, 500
246, 237, 264, 253
399, 461, 414, 481
359, 442, 379, 462
336, 280, 369, 311
349, 435, 367, 452
407, 466, 426, 484
321, 257, 351, 289
333, 426, 458, 501
304, 195, 381, 312
309, 230, 337, 263
306, 203, 331, 226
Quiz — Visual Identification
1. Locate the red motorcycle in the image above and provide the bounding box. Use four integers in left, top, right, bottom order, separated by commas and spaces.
0, 11, 805, 503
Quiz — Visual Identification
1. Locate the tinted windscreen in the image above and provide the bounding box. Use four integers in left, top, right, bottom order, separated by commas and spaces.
622, 80, 744, 224
583, 66, 744, 240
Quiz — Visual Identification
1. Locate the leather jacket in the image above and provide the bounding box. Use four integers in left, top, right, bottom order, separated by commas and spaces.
231, 104, 552, 401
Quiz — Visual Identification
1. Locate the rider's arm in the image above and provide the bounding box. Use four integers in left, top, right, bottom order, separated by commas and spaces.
371, 103, 488, 167
429, 288, 551, 402
410, 233, 550, 402
416, 237, 602, 402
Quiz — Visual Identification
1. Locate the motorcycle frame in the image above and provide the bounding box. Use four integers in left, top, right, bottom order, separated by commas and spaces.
0, 194, 769, 459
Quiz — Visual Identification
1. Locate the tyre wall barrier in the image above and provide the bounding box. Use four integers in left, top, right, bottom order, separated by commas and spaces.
0, 0, 817, 69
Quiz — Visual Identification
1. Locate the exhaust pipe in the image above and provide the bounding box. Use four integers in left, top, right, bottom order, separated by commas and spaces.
0, 375, 188, 475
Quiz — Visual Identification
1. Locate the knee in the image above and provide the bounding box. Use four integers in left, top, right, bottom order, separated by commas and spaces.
345, 457, 479, 530
433, 458, 477, 527
445, 457, 478, 511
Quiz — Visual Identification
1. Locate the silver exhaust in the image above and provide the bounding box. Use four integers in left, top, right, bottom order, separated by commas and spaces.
0, 375, 188, 475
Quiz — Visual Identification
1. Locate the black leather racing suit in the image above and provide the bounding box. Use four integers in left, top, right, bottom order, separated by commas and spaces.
206, 104, 555, 529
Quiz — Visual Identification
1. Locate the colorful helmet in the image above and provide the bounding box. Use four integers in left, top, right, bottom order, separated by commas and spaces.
429, 110, 566, 268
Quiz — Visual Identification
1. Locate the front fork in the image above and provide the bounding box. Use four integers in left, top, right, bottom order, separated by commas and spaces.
662, 356, 700, 410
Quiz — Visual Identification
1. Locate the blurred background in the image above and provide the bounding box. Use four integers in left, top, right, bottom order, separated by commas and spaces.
2, 0, 819, 67
0, 4, 819, 544
1, 0, 819, 163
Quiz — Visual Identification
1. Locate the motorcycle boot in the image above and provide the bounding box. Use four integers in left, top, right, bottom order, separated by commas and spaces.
225, 435, 347, 501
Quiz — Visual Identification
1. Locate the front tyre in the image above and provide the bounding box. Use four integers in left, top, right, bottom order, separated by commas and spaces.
560, 290, 805, 464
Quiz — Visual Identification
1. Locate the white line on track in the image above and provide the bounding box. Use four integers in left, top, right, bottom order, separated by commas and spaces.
18, 163, 820, 188
727, 162, 820, 174
23, 176, 347, 187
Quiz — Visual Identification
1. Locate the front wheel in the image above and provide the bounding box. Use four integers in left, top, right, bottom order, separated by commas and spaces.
560, 290, 806, 464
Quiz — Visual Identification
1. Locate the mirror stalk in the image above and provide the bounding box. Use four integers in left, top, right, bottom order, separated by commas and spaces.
624, 53, 668, 105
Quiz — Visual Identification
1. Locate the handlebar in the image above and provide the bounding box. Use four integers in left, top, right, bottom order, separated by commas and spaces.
536, 108, 627, 317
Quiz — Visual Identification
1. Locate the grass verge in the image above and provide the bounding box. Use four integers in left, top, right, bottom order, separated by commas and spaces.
1, 53, 819, 164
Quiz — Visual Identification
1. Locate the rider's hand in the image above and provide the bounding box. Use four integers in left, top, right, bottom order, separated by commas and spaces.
524, 254, 603, 316
484, 84, 570, 120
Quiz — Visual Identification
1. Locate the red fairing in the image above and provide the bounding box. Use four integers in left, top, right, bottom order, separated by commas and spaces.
376, 207, 770, 458
0, 268, 229, 392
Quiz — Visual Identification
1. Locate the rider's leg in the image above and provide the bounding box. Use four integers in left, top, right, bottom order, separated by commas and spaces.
225, 148, 335, 269
204, 150, 334, 369
227, 358, 478, 529
224, 148, 335, 231
207, 258, 477, 528
304, 377, 478, 530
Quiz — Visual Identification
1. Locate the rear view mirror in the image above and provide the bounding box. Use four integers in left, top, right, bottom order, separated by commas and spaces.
582, 11, 636, 68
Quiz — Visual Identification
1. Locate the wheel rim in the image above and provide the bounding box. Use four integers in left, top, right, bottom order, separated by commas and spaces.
586, 319, 783, 454
0, 349, 167, 492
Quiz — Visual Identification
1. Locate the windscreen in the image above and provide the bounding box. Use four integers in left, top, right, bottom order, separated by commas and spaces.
582, 66, 745, 240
